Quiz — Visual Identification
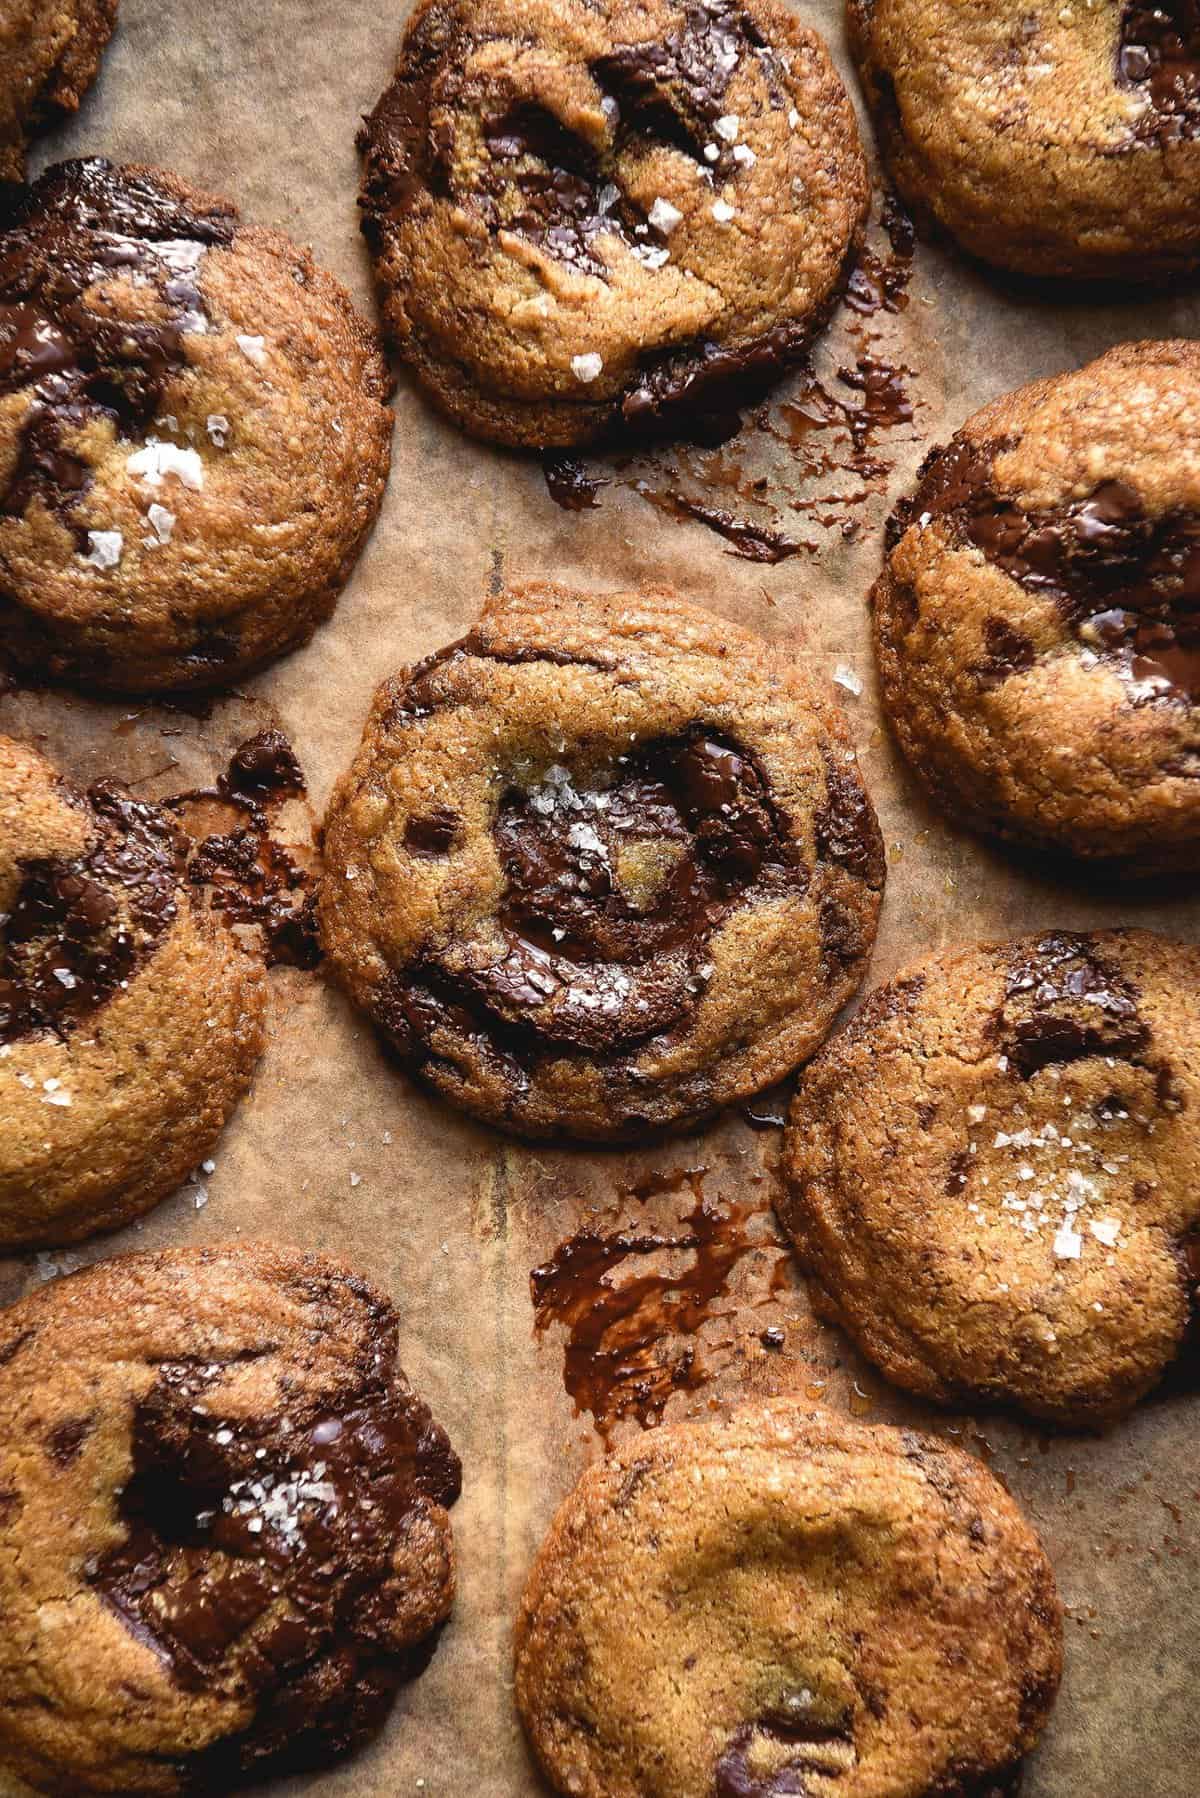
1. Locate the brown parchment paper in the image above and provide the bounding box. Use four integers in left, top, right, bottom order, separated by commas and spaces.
2, 3, 1199, 1794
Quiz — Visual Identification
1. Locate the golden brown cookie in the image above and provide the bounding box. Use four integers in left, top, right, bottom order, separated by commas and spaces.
319, 583, 884, 1140
0, 0, 117, 182
781, 930, 1200, 1426
0, 734, 267, 1246
358, 0, 868, 447
849, 0, 1200, 280
0, 1243, 460, 1795
873, 341, 1200, 875
515, 1399, 1062, 1798
0, 158, 392, 692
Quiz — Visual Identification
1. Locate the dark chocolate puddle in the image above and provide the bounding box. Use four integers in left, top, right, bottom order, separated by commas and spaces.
379, 721, 814, 1088
530, 1165, 794, 1437
87, 1344, 460, 1785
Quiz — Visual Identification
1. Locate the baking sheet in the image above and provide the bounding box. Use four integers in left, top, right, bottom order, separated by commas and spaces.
1, 2, 1198, 1793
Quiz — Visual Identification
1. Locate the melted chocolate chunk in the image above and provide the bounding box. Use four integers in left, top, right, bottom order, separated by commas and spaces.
715, 1696, 855, 1798
404, 806, 462, 856
1119, 1, 1200, 141
900, 435, 1200, 703
88, 1345, 460, 1784
0, 160, 235, 538
223, 731, 306, 804
996, 933, 1150, 1077
46, 1414, 94, 1465
389, 731, 803, 1072
0, 782, 185, 1045
814, 749, 887, 886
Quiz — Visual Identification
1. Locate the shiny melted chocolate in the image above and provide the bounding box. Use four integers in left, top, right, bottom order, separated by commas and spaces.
900, 435, 1200, 703
995, 933, 1150, 1077
0, 783, 185, 1045
1119, 1, 1200, 141
0, 159, 235, 536
385, 728, 806, 1082
89, 1343, 460, 1784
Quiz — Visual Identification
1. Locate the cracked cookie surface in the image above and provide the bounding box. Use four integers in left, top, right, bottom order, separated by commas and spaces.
874, 341, 1200, 874
515, 1399, 1061, 1798
0, 734, 267, 1246
0, 0, 117, 181
319, 582, 884, 1141
781, 930, 1200, 1425
0, 1243, 460, 1795
0, 158, 392, 692
358, 0, 868, 447
849, 0, 1200, 280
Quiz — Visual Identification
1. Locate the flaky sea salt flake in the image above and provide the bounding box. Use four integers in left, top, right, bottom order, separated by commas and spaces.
81, 529, 123, 569
649, 197, 683, 234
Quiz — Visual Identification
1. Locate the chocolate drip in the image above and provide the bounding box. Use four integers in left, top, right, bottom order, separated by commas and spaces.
542, 454, 606, 510
996, 933, 1150, 1077
387, 730, 805, 1073
89, 1347, 460, 1783
0, 159, 235, 534
1119, 1, 1200, 141
900, 435, 1200, 703
0, 783, 185, 1045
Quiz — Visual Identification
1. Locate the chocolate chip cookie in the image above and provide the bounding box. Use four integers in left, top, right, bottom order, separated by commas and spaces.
0, 1243, 460, 1795
359, 0, 868, 447
0, 158, 392, 692
874, 341, 1200, 874
319, 583, 884, 1140
1, 0, 117, 182
849, 0, 1200, 280
515, 1399, 1062, 1798
1, 734, 267, 1246
781, 930, 1200, 1426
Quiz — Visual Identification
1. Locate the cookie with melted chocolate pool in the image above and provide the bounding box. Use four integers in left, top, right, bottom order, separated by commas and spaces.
1, 1, 117, 181
515, 1399, 1062, 1798
0, 734, 267, 1245
850, 0, 1200, 280
0, 1243, 460, 1795
875, 341, 1200, 873
0, 158, 392, 691
319, 582, 884, 1140
781, 930, 1200, 1425
358, 0, 868, 447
